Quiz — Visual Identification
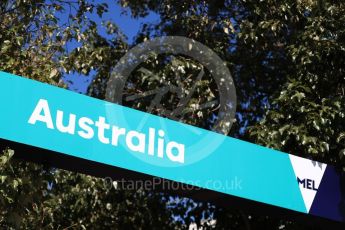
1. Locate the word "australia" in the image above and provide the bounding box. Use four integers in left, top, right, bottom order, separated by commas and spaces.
27, 99, 185, 163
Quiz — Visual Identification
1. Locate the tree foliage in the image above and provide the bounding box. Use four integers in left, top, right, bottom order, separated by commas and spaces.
1, 0, 344, 229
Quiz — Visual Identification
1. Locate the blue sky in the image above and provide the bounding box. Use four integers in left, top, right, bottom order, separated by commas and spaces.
63, 1, 160, 93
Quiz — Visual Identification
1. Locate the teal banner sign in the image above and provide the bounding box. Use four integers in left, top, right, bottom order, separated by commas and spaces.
0, 71, 344, 223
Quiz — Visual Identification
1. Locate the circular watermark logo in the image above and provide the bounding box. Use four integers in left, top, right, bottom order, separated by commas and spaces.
105, 36, 236, 166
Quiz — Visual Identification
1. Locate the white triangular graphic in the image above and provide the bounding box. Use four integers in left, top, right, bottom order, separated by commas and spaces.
289, 155, 327, 212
